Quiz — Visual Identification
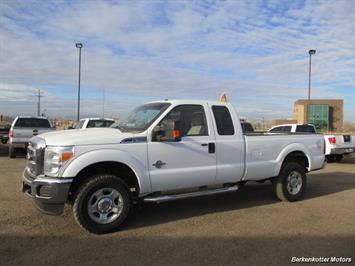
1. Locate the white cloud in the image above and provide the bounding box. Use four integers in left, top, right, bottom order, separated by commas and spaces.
0, 0, 354, 121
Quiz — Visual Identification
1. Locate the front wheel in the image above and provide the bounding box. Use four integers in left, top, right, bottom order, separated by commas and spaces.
273, 162, 307, 202
73, 175, 131, 234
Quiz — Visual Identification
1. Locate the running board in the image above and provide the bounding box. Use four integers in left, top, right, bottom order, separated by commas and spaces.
144, 185, 239, 203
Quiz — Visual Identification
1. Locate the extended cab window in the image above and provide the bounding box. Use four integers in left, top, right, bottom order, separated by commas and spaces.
15, 118, 51, 128
156, 105, 208, 139
296, 125, 316, 133
212, 106, 235, 135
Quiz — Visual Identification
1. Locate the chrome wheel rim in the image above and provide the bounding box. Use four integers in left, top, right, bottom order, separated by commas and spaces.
287, 171, 303, 195
87, 188, 123, 224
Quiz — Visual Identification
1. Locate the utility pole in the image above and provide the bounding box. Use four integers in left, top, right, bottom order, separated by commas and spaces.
37, 89, 43, 116
102, 89, 105, 118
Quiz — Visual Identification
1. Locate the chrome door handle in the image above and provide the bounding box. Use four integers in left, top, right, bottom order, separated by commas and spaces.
152, 160, 166, 168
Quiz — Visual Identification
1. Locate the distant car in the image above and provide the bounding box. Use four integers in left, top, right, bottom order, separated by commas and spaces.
268, 124, 317, 134
240, 122, 254, 133
8, 116, 55, 158
0, 124, 11, 144
74, 118, 115, 129
267, 124, 355, 162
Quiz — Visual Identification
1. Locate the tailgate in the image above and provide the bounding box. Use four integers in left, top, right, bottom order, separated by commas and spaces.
12, 128, 54, 143
335, 135, 353, 148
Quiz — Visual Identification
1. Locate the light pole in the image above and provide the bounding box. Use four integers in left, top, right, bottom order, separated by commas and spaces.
76, 43, 83, 121
308, 49, 316, 102
307, 49, 316, 123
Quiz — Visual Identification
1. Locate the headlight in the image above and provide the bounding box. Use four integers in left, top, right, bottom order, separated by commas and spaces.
44, 146, 75, 177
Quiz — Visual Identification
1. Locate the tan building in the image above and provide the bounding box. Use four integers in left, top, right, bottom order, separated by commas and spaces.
271, 119, 298, 126
294, 99, 343, 132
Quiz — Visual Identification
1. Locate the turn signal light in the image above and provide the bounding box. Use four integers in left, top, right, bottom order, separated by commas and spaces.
328, 137, 336, 144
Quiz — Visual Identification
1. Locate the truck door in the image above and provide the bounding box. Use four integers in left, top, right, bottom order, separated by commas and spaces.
147, 104, 217, 192
210, 105, 245, 183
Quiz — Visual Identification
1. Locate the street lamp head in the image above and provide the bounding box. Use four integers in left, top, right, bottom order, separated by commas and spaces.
75, 43, 83, 48
308, 49, 316, 55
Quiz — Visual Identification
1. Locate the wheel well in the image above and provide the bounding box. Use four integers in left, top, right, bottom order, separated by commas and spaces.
68, 161, 140, 202
282, 151, 309, 172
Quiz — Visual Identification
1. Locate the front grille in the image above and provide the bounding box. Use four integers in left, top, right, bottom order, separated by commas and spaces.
26, 136, 46, 177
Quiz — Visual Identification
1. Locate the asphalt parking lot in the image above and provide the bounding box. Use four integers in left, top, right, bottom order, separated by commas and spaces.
0, 144, 354, 266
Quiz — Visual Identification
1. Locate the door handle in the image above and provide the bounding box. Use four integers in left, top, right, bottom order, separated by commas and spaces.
152, 160, 166, 169
208, 143, 215, 154
201, 143, 208, 146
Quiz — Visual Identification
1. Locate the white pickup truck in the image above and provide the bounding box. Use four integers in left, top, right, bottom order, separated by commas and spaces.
268, 124, 355, 162
9, 116, 55, 158
74, 118, 115, 129
22, 100, 325, 233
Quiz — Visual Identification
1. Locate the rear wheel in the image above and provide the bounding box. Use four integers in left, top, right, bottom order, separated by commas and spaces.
334, 155, 343, 162
73, 174, 131, 234
9, 145, 16, 158
273, 162, 306, 202
326, 154, 343, 163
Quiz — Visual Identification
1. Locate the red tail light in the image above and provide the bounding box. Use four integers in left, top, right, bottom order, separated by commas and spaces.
328, 137, 336, 144
9, 130, 14, 138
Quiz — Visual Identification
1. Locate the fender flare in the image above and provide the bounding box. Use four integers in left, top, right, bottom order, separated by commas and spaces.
276, 143, 312, 174
60, 149, 151, 194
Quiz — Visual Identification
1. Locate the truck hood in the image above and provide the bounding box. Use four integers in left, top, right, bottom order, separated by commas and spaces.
37, 128, 134, 146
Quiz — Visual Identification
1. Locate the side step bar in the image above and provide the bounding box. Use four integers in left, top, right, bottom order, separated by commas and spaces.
144, 185, 239, 203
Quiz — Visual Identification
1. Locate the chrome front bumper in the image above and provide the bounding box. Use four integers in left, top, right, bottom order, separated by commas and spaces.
21, 170, 72, 215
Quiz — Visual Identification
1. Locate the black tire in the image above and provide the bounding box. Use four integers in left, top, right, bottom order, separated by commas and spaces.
73, 174, 131, 234
326, 155, 336, 163
9, 146, 16, 158
238, 181, 247, 188
273, 162, 307, 202
335, 155, 343, 162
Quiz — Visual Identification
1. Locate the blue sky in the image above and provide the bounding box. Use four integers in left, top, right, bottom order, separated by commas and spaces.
0, 0, 354, 121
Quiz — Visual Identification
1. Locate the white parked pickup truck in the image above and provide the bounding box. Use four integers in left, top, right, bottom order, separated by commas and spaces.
268, 124, 355, 162
9, 116, 55, 158
22, 100, 325, 233
74, 118, 115, 129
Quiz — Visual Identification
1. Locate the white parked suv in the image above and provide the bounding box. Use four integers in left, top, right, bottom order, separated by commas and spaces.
267, 124, 355, 162
74, 118, 115, 129
22, 100, 325, 233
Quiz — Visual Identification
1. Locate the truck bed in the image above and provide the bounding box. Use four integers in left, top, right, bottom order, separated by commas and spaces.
243, 133, 325, 180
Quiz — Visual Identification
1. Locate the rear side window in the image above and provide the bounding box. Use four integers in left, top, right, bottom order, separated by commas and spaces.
15, 118, 51, 128
241, 122, 254, 133
283, 126, 292, 132
296, 125, 316, 133
87, 120, 114, 128
75, 120, 85, 129
269, 126, 291, 133
212, 106, 235, 135
269, 127, 283, 133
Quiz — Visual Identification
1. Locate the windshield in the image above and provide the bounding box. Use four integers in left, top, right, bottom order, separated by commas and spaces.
110, 102, 171, 132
